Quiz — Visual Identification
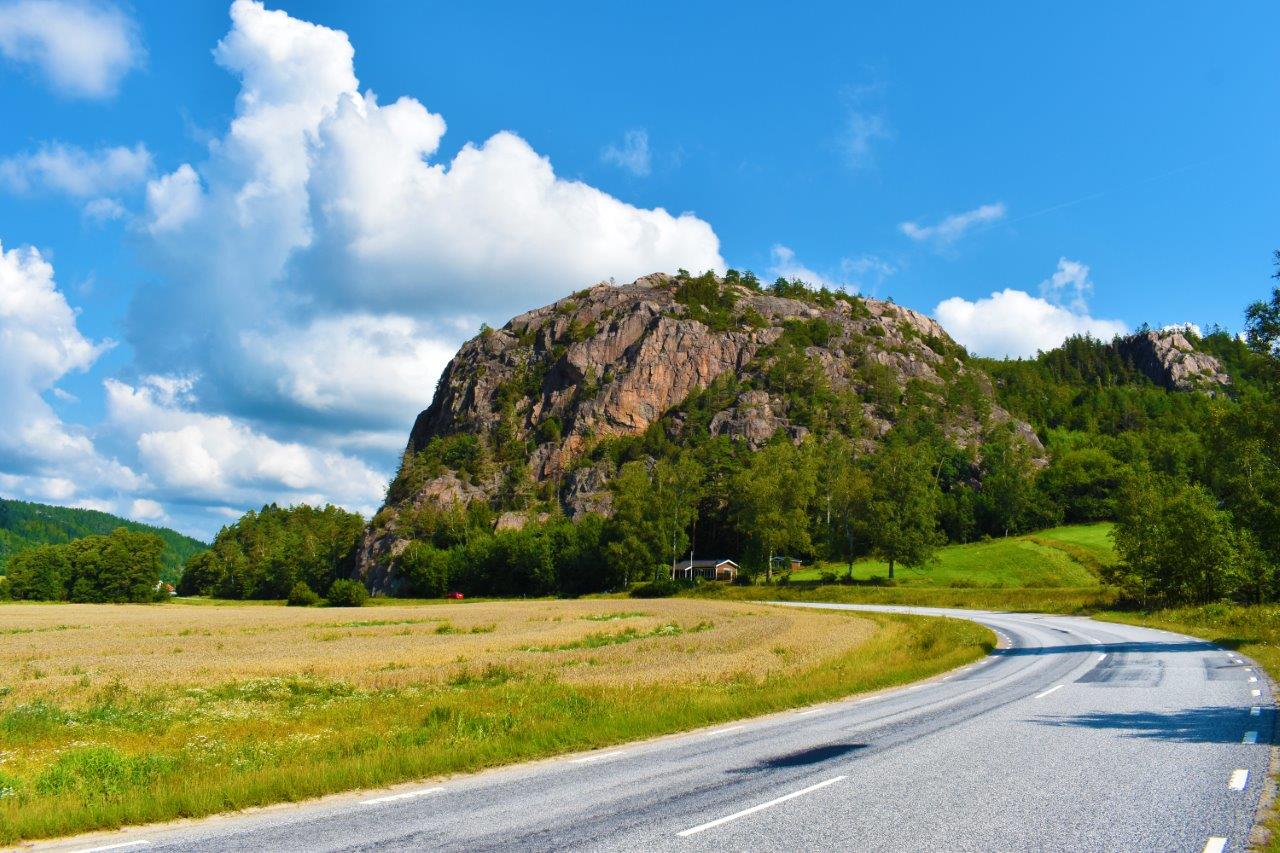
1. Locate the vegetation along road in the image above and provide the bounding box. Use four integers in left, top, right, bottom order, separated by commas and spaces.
31, 605, 1275, 853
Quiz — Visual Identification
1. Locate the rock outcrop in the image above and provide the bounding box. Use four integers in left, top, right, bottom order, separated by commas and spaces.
1117, 330, 1231, 393
359, 273, 1045, 579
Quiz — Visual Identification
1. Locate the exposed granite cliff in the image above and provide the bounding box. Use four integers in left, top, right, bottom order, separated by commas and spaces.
1117, 329, 1231, 392
356, 273, 1044, 582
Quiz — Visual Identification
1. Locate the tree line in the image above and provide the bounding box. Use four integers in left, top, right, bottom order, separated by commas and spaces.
1, 528, 166, 603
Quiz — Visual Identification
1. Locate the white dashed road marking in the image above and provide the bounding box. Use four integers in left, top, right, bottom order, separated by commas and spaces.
1228, 769, 1249, 791
1243, 731, 1258, 745
676, 775, 847, 837
361, 786, 444, 805
570, 751, 626, 764
1251, 706, 1262, 717
1034, 685, 1063, 700
1202, 837, 1227, 853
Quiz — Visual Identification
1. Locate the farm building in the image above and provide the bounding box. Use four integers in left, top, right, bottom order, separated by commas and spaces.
672, 558, 739, 582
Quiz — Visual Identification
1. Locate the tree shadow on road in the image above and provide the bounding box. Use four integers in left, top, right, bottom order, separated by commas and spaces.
729, 742, 867, 774
1031, 706, 1272, 744
994, 640, 1217, 657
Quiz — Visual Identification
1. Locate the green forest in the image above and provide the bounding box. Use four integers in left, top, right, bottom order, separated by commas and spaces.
1, 527, 168, 603
0, 498, 205, 584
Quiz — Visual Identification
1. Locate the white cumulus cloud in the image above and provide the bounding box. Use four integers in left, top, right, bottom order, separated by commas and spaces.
4, 1, 729, 534
933, 258, 1127, 358
130, 0, 722, 461
0, 239, 140, 501
0, 0, 142, 98
0, 141, 151, 196
103, 376, 386, 516
900, 202, 1006, 246
129, 497, 165, 521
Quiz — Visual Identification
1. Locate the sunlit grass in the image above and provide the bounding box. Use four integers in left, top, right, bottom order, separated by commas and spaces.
792, 523, 1114, 588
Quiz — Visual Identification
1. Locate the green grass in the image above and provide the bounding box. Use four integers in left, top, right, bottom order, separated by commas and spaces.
0, 611, 990, 844
682, 523, 1119, 613
792, 523, 1114, 588
686, 582, 1118, 614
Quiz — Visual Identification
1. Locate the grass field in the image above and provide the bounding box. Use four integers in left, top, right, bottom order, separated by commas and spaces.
0, 599, 991, 843
683, 523, 1119, 614
686, 583, 1119, 613
794, 523, 1116, 587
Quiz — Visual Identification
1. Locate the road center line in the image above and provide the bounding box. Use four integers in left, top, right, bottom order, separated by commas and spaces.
1034, 684, 1063, 699
675, 775, 847, 837
75, 842, 152, 853
360, 786, 444, 805
1202, 837, 1227, 853
570, 750, 625, 763
1228, 769, 1249, 791
1243, 731, 1258, 745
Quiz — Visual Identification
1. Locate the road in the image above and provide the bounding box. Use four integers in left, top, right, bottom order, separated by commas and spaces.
41, 605, 1275, 853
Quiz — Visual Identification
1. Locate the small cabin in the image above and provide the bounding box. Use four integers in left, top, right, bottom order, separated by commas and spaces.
672, 558, 739, 582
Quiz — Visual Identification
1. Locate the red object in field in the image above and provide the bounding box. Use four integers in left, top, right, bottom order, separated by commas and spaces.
446, 591, 464, 600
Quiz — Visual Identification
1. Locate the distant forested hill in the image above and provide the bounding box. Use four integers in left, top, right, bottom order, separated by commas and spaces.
0, 498, 206, 584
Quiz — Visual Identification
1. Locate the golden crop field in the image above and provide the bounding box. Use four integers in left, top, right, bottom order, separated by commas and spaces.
0, 599, 991, 843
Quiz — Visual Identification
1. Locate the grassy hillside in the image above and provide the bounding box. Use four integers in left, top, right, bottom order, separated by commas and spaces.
684, 523, 1120, 613
0, 498, 206, 584
797, 523, 1114, 588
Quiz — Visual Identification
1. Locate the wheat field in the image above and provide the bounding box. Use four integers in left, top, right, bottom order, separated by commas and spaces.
0, 599, 991, 843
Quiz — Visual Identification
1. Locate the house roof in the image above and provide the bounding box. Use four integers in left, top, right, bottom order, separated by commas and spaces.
684, 558, 739, 569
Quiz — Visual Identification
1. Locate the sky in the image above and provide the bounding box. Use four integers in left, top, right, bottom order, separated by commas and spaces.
0, 0, 1276, 540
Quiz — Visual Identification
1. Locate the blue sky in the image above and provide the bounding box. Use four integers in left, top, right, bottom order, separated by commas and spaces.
0, 0, 1276, 539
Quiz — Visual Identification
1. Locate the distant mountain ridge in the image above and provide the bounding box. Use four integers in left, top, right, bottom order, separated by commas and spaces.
0, 497, 206, 584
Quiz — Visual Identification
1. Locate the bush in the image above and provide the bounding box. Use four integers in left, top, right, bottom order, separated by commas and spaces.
287, 581, 321, 607
630, 579, 681, 598
325, 579, 369, 607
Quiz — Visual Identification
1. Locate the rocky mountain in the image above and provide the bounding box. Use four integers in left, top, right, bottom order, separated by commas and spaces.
357, 271, 1043, 578
1116, 329, 1231, 392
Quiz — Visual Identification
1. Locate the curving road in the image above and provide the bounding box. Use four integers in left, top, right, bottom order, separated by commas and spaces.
41, 605, 1275, 853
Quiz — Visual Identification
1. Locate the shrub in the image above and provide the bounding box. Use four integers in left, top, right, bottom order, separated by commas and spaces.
629, 579, 681, 598
287, 582, 321, 607
326, 579, 369, 607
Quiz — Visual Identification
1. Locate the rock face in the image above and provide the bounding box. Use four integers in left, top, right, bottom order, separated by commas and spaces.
1117, 330, 1231, 392
358, 273, 1044, 582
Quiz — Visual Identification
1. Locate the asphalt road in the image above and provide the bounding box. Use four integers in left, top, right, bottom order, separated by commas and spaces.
41, 605, 1276, 853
